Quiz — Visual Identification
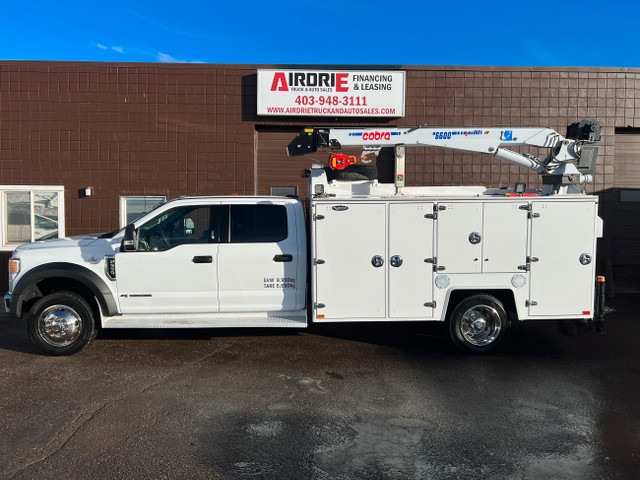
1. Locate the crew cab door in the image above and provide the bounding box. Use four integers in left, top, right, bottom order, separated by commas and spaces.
217, 203, 305, 312
115, 204, 224, 314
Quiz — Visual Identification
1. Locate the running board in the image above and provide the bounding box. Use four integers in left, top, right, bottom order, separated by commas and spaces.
101, 311, 307, 329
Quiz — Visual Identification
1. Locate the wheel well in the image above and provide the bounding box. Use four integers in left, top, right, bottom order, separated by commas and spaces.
445, 289, 518, 322
23, 277, 100, 320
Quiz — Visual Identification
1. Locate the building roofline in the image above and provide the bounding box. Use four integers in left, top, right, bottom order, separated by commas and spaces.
1, 60, 639, 74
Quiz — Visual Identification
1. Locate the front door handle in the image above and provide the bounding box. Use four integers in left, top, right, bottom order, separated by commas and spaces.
273, 254, 293, 262
192, 256, 213, 263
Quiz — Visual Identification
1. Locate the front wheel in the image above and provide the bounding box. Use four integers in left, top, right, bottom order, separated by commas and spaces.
447, 294, 510, 354
27, 291, 97, 356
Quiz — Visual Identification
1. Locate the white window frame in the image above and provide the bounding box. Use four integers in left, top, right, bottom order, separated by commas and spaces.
119, 195, 167, 228
0, 185, 65, 251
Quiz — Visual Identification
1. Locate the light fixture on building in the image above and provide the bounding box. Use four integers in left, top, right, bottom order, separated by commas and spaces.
79, 187, 93, 198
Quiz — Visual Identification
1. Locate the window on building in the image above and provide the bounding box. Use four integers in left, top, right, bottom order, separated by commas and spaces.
270, 186, 297, 196
230, 205, 288, 243
120, 196, 167, 227
1, 186, 65, 250
620, 189, 640, 203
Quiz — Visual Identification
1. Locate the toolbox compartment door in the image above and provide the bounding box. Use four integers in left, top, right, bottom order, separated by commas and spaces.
388, 202, 435, 318
314, 203, 386, 319
528, 201, 597, 316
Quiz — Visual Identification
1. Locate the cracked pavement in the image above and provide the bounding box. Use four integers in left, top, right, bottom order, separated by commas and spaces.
1, 298, 639, 479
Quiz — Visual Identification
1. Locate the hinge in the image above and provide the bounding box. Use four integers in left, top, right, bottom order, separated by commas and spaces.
526, 300, 538, 307
314, 259, 325, 265
424, 213, 437, 220
315, 303, 325, 309
424, 301, 437, 308
518, 256, 539, 271
314, 214, 325, 221
517, 204, 540, 218
425, 256, 443, 271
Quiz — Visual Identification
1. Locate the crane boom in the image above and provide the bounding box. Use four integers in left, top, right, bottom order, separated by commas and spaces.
287, 119, 601, 194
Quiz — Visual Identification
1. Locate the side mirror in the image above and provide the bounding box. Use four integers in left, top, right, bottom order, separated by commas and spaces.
123, 224, 137, 251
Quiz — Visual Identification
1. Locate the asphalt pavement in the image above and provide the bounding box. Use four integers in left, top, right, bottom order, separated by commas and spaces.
1, 297, 639, 480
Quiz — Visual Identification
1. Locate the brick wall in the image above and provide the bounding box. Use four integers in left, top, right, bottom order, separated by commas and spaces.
0, 62, 639, 292
0, 63, 257, 235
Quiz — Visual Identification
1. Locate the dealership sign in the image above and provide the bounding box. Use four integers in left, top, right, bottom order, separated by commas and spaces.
257, 69, 405, 117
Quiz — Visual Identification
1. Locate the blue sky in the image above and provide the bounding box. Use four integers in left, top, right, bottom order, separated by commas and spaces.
1, 0, 638, 67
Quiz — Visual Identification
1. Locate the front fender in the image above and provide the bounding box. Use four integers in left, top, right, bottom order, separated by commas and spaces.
10, 262, 118, 318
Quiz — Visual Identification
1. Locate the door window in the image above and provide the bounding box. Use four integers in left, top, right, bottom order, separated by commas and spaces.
230, 205, 288, 243
136, 205, 223, 251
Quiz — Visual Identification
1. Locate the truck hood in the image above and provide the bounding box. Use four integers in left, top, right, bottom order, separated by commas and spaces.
14, 233, 120, 252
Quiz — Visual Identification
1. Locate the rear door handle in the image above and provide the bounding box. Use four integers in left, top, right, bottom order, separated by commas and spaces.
192, 256, 213, 263
273, 254, 293, 262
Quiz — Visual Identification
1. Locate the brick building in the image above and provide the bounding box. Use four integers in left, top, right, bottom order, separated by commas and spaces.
0, 62, 639, 293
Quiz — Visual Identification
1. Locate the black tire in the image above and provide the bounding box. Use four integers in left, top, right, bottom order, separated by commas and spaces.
325, 164, 378, 181
447, 294, 510, 354
27, 291, 97, 356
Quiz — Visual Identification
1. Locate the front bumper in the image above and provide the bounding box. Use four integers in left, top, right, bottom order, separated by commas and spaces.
4, 294, 11, 313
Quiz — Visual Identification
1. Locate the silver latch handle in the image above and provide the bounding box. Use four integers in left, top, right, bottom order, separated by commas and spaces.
371, 255, 384, 268
390, 255, 403, 267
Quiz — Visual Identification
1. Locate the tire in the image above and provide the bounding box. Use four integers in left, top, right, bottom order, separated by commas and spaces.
27, 291, 97, 356
447, 294, 510, 354
325, 164, 377, 181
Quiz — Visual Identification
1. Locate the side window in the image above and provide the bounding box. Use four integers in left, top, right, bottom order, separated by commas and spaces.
136, 205, 221, 251
230, 205, 288, 243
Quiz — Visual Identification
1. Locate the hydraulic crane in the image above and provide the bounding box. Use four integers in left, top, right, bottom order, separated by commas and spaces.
287, 119, 601, 195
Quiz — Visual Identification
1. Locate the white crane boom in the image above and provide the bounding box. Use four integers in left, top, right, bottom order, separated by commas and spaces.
287, 119, 601, 195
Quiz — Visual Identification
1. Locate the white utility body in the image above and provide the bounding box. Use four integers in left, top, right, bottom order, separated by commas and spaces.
5, 119, 607, 355
308, 171, 601, 323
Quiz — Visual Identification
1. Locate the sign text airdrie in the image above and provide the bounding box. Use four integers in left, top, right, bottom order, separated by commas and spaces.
257, 70, 405, 117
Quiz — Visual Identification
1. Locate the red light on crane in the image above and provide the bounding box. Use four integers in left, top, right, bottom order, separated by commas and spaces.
329, 153, 358, 170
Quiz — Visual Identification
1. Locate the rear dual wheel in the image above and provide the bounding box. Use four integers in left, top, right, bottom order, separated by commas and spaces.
448, 294, 510, 354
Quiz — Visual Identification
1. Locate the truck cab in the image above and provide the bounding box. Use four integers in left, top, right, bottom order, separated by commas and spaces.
6, 196, 307, 355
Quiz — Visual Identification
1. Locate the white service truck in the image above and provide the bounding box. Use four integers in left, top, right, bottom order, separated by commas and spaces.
5, 119, 607, 355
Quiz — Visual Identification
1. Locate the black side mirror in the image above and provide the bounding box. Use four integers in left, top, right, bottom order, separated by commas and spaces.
123, 224, 137, 251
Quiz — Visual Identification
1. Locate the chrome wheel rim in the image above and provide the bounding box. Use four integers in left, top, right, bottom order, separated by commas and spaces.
37, 305, 83, 347
459, 304, 501, 347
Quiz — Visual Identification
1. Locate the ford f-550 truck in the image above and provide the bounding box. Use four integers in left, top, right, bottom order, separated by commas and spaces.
5, 120, 607, 355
